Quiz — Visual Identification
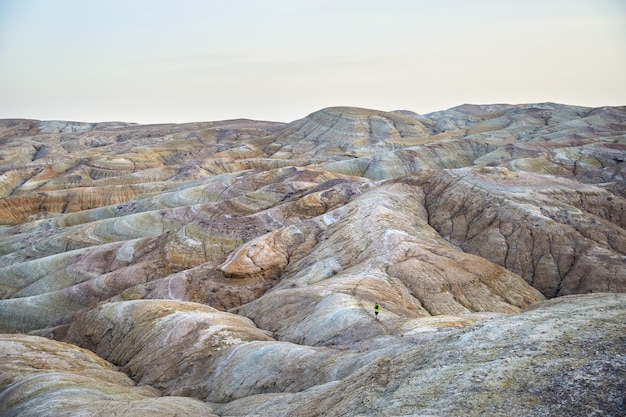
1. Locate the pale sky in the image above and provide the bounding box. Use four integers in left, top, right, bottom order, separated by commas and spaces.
0, 0, 624, 124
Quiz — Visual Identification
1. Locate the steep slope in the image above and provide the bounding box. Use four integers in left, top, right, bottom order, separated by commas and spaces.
0, 103, 625, 416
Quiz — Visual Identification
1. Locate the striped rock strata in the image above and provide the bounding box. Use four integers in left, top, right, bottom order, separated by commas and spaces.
0, 103, 624, 415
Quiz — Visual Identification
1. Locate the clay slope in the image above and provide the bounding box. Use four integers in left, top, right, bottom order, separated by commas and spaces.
0, 103, 625, 416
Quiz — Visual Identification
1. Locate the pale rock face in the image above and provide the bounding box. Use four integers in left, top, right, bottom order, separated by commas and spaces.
0, 104, 624, 415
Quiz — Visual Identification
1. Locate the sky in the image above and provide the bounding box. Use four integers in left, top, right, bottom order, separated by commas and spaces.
0, 0, 624, 124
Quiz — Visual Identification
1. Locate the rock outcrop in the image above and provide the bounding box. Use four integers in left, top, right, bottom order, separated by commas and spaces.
0, 103, 624, 415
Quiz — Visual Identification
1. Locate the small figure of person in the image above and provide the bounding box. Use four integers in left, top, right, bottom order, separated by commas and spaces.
374, 302, 380, 320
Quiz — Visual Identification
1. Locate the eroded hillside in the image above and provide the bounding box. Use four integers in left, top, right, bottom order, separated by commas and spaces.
0, 103, 625, 416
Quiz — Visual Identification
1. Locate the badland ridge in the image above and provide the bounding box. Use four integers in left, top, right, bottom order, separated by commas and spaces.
0, 103, 624, 416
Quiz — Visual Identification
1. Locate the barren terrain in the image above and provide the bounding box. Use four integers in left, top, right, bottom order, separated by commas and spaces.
0, 103, 624, 416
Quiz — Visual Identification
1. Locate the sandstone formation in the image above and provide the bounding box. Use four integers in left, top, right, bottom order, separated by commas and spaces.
0, 103, 624, 415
